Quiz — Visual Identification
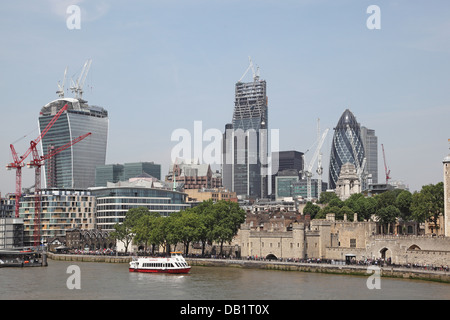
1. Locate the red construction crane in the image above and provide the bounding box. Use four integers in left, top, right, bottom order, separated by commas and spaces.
381, 144, 391, 184
27, 131, 92, 248
6, 104, 69, 218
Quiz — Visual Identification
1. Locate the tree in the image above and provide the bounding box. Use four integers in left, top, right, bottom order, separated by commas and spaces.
178, 209, 204, 255
303, 202, 321, 219
395, 190, 412, 221
210, 200, 246, 256
319, 191, 339, 204
110, 221, 134, 254
328, 197, 344, 208
161, 214, 182, 255
376, 205, 400, 234
338, 206, 354, 221
411, 182, 444, 233
193, 200, 216, 256
133, 212, 161, 253
126, 207, 151, 228
355, 196, 377, 221
344, 193, 364, 212
315, 205, 341, 219
375, 190, 397, 210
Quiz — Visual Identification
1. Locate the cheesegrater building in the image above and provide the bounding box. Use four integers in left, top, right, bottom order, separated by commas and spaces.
329, 109, 365, 190
39, 98, 108, 189
222, 68, 269, 199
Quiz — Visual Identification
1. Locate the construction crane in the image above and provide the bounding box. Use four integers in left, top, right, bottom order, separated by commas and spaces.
56, 66, 68, 98
70, 59, 92, 100
238, 56, 260, 82
315, 119, 326, 198
381, 143, 391, 184
301, 127, 329, 201
6, 104, 68, 218
27, 132, 91, 248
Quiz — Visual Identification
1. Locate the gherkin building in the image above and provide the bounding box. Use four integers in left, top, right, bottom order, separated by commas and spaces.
328, 109, 365, 190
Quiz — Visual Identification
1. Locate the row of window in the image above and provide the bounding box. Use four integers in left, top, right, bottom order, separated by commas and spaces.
142, 262, 188, 268
96, 204, 187, 214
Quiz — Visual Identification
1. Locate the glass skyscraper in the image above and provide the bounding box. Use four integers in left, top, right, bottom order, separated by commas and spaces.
222, 77, 268, 199
328, 109, 365, 190
95, 162, 161, 187
361, 126, 378, 184
39, 98, 108, 189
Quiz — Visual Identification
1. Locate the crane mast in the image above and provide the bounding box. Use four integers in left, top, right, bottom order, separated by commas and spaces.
70, 59, 92, 100
381, 143, 391, 184
6, 104, 68, 218
27, 132, 91, 249
238, 56, 260, 82
301, 126, 329, 201
56, 66, 68, 98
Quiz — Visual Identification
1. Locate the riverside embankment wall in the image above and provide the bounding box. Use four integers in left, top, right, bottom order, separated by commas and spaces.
47, 253, 450, 283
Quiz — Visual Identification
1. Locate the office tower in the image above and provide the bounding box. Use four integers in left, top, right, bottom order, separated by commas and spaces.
271, 150, 304, 195
222, 69, 268, 199
123, 162, 161, 181
91, 179, 189, 231
361, 126, 378, 184
291, 179, 328, 200
95, 162, 161, 187
328, 109, 365, 190
95, 164, 124, 187
39, 98, 108, 189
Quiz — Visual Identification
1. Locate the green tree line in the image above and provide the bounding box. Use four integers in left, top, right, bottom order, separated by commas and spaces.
110, 199, 246, 255
303, 182, 444, 234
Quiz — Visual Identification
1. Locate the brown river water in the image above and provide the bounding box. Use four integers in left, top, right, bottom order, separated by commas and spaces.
1, 259, 449, 301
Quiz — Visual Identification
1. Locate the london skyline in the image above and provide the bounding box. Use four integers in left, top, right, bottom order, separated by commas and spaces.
1, 1, 449, 195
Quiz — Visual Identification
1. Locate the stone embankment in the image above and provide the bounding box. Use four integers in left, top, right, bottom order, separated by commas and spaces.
48, 252, 131, 263
47, 253, 450, 283
187, 258, 450, 283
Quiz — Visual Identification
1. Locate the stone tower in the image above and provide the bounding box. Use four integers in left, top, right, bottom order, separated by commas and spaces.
444, 140, 450, 237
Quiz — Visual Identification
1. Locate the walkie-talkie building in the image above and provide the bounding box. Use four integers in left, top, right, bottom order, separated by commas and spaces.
329, 109, 365, 190
39, 98, 109, 189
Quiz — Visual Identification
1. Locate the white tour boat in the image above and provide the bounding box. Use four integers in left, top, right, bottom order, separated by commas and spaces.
129, 252, 191, 274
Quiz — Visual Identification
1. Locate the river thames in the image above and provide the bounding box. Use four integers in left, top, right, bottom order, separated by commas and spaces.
0, 259, 449, 301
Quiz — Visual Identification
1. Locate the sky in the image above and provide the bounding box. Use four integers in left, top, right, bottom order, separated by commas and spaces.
0, 0, 449, 195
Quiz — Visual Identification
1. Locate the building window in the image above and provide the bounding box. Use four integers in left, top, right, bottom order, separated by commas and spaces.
350, 239, 356, 248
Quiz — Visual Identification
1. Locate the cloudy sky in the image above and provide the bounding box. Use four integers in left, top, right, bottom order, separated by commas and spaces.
0, 0, 449, 195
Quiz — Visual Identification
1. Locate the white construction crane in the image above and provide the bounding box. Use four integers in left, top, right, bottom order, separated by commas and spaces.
238, 56, 260, 82
70, 59, 92, 99
301, 126, 329, 201
56, 66, 68, 98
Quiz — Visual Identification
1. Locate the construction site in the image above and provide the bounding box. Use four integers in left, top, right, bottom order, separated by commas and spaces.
1, 60, 105, 265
